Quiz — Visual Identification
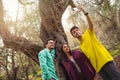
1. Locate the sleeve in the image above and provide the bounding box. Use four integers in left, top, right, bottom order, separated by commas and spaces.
38, 50, 49, 80
60, 62, 71, 80
51, 49, 55, 59
87, 28, 95, 36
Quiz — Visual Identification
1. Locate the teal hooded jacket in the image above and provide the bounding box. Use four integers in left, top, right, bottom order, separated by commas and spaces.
38, 48, 58, 80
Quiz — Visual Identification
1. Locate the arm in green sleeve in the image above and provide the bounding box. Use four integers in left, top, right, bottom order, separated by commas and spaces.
38, 50, 49, 80
51, 49, 55, 58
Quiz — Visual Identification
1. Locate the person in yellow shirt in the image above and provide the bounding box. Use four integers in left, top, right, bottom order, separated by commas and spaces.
70, 6, 120, 80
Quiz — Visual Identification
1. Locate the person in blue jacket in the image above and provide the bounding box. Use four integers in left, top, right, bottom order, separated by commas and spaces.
38, 38, 58, 80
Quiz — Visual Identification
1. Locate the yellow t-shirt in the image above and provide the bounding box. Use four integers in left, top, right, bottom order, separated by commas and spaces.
80, 28, 113, 72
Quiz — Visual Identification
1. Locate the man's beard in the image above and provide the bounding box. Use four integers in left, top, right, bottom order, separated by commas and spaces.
49, 46, 55, 49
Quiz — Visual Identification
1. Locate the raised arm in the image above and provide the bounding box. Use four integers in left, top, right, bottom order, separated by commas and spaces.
76, 6, 93, 31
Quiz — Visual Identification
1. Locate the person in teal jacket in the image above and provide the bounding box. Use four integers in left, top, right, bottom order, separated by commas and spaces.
38, 38, 58, 80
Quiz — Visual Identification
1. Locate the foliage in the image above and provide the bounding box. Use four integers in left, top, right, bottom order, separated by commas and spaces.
28, 69, 42, 80
0, 0, 41, 79
65, 0, 120, 49
109, 43, 120, 56
0, 0, 120, 79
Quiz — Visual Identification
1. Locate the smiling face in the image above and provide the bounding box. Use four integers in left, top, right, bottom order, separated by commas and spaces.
71, 28, 82, 38
46, 40, 55, 50
62, 44, 70, 53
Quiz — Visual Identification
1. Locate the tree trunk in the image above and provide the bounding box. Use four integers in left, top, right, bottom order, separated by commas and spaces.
0, 0, 42, 64
0, 0, 75, 79
39, 0, 75, 79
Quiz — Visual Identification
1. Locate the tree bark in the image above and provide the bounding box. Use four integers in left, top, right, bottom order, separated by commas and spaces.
39, 0, 75, 79
0, 0, 75, 79
0, 0, 42, 64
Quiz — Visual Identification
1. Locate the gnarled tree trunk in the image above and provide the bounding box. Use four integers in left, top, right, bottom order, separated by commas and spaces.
0, 0, 75, 79
0, 0, 42, 64
39, 0, 75, 79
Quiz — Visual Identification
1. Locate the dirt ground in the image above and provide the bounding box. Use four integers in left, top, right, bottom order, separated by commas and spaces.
95, 56, 120, 80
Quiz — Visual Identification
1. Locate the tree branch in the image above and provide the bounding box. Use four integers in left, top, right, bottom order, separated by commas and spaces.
18, 0, 34, 5
0, 0, 43, 64
91, 0, 104, 5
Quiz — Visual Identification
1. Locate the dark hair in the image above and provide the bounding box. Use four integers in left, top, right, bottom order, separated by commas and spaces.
70, 26, 79, 35
60, 43, 71, 60
43, 38, 55, 48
